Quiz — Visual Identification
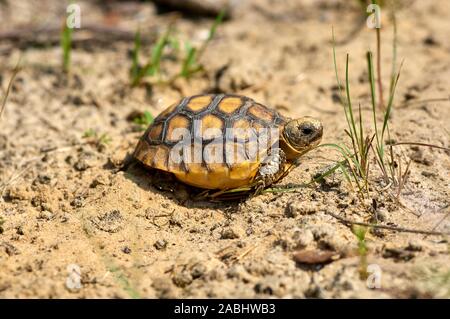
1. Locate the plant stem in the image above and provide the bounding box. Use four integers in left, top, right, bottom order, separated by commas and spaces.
0, 59, 20, 120
326, 211, 450, 236
376, 27, 384, 110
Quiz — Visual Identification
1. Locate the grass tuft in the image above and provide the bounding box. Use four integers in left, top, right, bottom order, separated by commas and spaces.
133, 111, 154, 130
130, 9, 225, 86
321, 23, 404, 204
180, 9, 226, 78
82, 129, 112, 147
130, 25, 174, 86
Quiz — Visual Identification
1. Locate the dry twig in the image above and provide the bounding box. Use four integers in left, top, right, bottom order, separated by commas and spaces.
325, 211, 450, 236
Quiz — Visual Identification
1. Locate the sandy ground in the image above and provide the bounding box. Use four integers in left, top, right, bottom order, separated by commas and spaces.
0, 0, 449, 298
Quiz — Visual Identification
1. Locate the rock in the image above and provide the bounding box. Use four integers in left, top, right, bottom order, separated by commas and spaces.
172, 270, 193, 288
220, 226, 243, 239
169, 211, 184, 227
37, 210, 54, 221
154, 239, 168, 250
293, 249, 340, 265
191, 263, 207, 279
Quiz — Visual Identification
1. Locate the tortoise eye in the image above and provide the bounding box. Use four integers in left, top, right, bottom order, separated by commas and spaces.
300, 126, 313, 135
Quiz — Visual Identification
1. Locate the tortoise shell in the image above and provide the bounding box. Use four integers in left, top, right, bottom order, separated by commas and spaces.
134, 94, 288, 189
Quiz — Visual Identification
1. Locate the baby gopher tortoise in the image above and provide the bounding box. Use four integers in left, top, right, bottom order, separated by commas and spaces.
134, 94, 322, 196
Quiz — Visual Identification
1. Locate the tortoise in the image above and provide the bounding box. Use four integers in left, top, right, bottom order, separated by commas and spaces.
133, 94, 322, 196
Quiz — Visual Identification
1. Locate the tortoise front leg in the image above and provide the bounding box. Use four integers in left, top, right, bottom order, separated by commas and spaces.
252, 148, 288, 196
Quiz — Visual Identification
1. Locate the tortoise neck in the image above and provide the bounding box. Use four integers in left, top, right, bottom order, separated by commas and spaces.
279, 127, 302, 161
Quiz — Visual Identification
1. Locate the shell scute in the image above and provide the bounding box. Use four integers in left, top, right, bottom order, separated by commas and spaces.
217, 96, 244, 114
247, 103, 275, 123
165, 114, 191, 143
186, 95, 213, 113
148, 122, 163, 142
198, 114, 224, 140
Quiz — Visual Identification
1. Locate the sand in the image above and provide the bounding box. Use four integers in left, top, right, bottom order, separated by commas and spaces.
0, 0, 449, 298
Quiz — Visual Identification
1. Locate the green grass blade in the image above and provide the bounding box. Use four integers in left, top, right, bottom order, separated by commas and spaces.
358, 103, 364, 163
345, 54, 358, 141
144, 27, 172, 77
367, 51, 384, 162
381, 60, 403, 141
208, 9, 226, 42
180, 43, 198, 78
389, 6, 398, 95
144, 111, 154, 125
61, 20, 73, 73
331, 29, 347, 111
195, 9, 226, 62
317, 143, 365, 195
332, 29, 358, 154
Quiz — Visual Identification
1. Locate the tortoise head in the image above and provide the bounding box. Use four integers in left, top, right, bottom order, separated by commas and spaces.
281, 117, 323, 160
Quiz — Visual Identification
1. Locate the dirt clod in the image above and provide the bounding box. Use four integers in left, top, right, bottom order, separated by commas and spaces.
172, 271, 193, 288
221, 226, 244, 239
285, 202, 319, 217
91, 210, 124, 233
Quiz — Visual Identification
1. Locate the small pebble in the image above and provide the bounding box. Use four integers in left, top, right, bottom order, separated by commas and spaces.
221, 227, 243, 239
154, 239, 168, 250
172, 271, 193, 288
